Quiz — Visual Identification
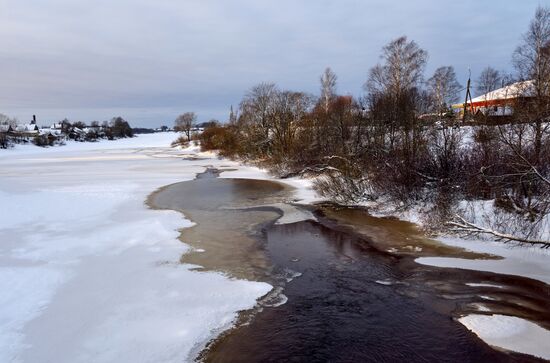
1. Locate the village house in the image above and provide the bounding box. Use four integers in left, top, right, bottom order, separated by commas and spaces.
14, 123, 39, 138
452, 80, 535, 118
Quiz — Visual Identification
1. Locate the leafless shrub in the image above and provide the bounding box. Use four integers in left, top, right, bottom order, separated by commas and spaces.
171, 135, 189, 148
174, 112, 197, 141
208, 24, 550, 244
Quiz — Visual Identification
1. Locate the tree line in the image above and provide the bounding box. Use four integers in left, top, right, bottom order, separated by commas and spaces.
200, 6, 550, 245
0, 116, 134, 148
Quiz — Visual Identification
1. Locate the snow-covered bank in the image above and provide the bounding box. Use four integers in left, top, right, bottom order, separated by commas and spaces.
0, 134, 271, 362
233, 167, 550, 360
416, 237, 550, 284
459, 315, 550, 360
5, 133, 545, 361
415, 236, 550, 359
1, 132, 181, 155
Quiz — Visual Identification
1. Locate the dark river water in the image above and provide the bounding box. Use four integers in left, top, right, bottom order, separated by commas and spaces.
148, 171, 549, 363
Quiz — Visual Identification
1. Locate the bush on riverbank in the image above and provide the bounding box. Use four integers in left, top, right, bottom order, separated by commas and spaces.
201, 10, 550, 245
199, 125, 240, 157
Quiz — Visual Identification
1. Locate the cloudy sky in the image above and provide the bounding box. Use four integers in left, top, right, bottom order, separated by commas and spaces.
0, 0, 541, 127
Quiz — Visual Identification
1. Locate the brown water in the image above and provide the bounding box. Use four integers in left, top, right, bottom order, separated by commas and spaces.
316, 204, 497, 259
148, 169, 292, 281
148, 171, 549, 362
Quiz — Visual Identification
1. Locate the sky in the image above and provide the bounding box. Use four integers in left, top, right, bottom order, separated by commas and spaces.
0, 0, 542, 128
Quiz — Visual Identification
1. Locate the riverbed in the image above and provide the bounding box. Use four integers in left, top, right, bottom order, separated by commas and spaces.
2, 135, 548, 362
149, 169, 550, 362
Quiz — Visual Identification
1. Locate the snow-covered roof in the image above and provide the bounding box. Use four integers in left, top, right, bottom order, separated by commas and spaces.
452, 80, 535, 109
39, 128, 63, 136
470, 80, 535, 103
15, 124, 39, 132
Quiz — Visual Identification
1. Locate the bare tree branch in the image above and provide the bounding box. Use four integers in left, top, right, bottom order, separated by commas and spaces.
447, 214, 550, 248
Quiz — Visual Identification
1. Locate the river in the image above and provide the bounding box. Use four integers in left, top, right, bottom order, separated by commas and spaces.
148, 170, 549, 362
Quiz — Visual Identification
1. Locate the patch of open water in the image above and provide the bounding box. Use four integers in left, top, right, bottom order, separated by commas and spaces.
148, 170, 549, 362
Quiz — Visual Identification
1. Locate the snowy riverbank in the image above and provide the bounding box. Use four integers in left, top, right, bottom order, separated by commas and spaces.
0, 133, 271, 362
1, 134, 548, 361
220, 166, 550, 360
215, 167, 550, 359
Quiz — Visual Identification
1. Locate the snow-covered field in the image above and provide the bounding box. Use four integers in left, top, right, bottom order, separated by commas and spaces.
1, 134, 548, 361
0, 134, 273, 362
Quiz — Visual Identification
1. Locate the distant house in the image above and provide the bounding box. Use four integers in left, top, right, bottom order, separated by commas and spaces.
14, 123, 39, 138
70, 127, 87, 140
452, 80, 535, 118
39, 127, 63, 138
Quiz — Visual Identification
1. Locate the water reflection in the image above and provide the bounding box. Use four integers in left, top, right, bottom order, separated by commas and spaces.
148, 178, 289, 280
205, 221, 541, 362
148, 176, 548, 362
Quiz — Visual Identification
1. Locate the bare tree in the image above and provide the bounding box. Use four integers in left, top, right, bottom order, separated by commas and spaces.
448, 214, 549, 248
0, 113, 17, 127
0, 114, 17, 149
427, 66, 462, 115
513, 5, 550, 163
271, 91, 314, 161
366, 36, 428, 97
320, 67, 337, 113
239, 82, 278, 155
229, 105, 237, 124
174, 112, 197, 141
513, 6, 550, 95
476, 66, 501, 97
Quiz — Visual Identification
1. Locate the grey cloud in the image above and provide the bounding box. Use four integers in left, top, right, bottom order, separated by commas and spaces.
0, 0, 539, 127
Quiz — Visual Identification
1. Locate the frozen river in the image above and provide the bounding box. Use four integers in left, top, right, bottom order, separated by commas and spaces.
0, 134, 271, 362
1, 133, 549, 362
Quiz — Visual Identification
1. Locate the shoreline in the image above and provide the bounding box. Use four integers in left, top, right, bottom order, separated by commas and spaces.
147, 163, 549, 361
0, 136, 273, 362
1, 135, 548, 361
206, 162, 550, 361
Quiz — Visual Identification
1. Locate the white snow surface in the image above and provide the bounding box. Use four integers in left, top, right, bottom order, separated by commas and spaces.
459, 315, 550, 360
465, 283, 504, 289
0, 134, 272, 363
416, 236, 550, 285
416, 236, 550, 358
469, 80, 534, 103
4, 136, 549, 360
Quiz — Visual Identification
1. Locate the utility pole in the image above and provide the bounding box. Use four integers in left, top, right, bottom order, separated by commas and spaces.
463, 69, 473, 123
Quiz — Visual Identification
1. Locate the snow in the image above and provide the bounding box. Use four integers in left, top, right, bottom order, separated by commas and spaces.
2, 132, 181, 155
4, 135, 547, 360
469, 80, 534, 103
459, 315, 550, 360
218, 166, 321, 205
415, 236, 550, 285
415, 236, 550, 358
0, 134, 272, 363
465, 283, 504, 289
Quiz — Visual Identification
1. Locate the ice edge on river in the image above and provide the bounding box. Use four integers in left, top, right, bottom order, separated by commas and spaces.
0, 135, 272, 363
1, 134, 549, 361
221, 159, 550, 361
